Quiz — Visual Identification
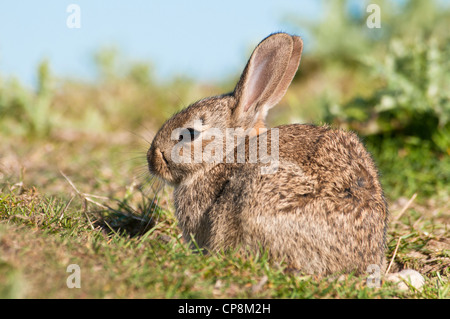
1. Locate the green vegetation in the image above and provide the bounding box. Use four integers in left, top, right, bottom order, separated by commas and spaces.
0, 0, 448, 298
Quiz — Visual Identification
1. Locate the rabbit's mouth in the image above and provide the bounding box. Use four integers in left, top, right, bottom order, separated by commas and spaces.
147, 146, 173, 182
160, 149, 169, 166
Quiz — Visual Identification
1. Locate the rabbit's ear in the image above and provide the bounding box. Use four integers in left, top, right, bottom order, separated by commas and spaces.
232, 33, 303, 132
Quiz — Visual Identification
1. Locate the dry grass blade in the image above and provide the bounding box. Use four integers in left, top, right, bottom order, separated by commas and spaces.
60, 170, 107, 230
386, 237, 402, 275
58, 195, 75, 222
60, 170, 108, 210
251, 275, 268, 294
394, 193, 417, 222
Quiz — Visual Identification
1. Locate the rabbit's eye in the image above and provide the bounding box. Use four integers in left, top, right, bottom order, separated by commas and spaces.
178, 128, 200, 142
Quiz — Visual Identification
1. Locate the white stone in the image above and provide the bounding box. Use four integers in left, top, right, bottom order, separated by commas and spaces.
385, 269, 425, 291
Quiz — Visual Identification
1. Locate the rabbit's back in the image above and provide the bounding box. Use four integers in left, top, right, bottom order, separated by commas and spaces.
220, 124, 388, 275
276, 124, 384, 201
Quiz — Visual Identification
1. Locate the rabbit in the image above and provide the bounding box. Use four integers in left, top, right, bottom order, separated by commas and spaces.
147, 32, 388, 275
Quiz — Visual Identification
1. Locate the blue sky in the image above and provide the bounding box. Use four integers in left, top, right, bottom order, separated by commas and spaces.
0, 1, 324, 88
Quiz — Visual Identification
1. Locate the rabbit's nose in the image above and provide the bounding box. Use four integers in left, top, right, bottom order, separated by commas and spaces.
158, 148, 169, 165
148, 147, 168, 170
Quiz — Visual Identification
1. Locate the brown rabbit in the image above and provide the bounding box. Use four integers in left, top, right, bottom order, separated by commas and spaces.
147, 33, 388, 275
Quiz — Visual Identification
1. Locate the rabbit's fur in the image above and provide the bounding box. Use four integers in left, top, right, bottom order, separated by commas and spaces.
147, 33, 388, 275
